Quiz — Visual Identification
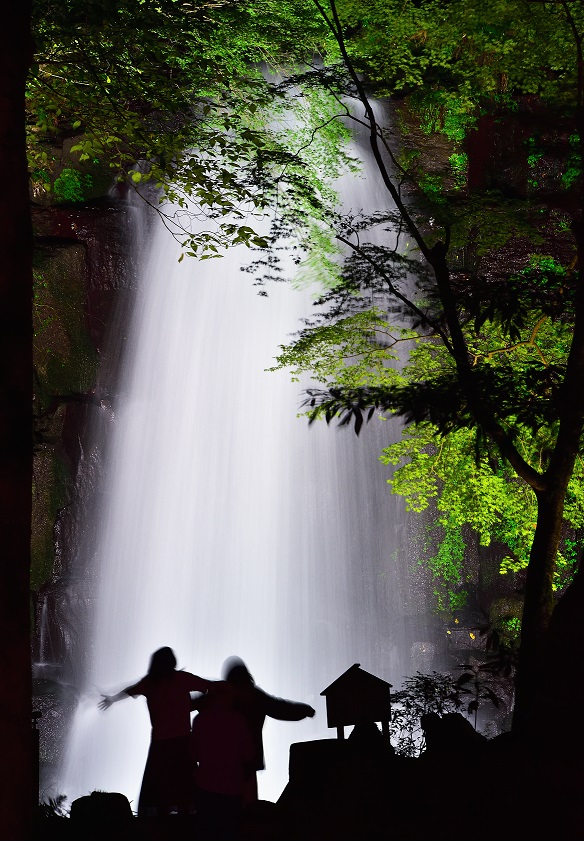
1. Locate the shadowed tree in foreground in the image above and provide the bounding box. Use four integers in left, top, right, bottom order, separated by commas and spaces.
282, 0, 584, 736
0, 2, 34, 837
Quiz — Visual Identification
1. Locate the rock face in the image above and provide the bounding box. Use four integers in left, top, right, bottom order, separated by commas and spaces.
31, 193, 145, 792
32, 197, 141, 353
32, 197, 143, 581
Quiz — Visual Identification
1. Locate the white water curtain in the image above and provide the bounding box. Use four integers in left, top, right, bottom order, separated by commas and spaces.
59, 125, 426, 807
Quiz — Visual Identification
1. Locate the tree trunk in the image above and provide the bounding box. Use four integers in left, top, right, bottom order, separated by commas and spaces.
512, 485, 567, 732
512, 214, 584, 733
0, 3, 34, 836
533, 555, 584, 755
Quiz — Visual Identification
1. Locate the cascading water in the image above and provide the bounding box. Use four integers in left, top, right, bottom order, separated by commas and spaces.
58, 130, 433, 808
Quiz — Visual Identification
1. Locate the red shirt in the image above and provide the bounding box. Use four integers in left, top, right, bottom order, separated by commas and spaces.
129, 671, 209, 741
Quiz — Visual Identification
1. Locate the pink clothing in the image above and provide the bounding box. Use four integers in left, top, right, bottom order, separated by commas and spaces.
129, 670, 209, 740
191, 707, 254, 797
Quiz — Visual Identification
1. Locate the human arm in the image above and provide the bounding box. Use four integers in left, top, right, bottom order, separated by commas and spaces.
98, 680, 144, 710
257, 689, 316, 721
181, 671, 219, 694
191, 675, 212, 693
190, 679, 228, 712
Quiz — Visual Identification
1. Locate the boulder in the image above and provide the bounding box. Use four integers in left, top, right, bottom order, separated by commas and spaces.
70, 790, 133, 823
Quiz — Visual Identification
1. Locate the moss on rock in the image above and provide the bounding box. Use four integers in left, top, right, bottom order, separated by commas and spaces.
31, 444, 69, 591
32, 243, 98, 588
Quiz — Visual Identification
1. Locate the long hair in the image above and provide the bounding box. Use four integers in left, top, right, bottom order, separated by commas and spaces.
222, 656, 254, 686
147, 647, 177, 681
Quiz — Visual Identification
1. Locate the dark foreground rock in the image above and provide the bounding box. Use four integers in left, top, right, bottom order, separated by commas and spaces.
33, 731, 584, 841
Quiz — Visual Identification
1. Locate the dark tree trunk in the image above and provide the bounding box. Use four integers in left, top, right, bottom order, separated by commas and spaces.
431, 239, 584, 735
513, 213, 584, 732
0, 3, 34, 836
532, 556, 584, 755
513, 485, 568, 731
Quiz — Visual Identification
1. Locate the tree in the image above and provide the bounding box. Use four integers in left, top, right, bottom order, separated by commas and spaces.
261, 0, 584, 732
379, 313, 584, 608
273, 301, 584, 616
17, 7, 583, 812
28, 0, 333, 255
0, 3, 34, 838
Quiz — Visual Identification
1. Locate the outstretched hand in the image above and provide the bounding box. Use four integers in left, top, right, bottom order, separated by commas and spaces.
98, 695, 113, 711
304, 705, 316, 718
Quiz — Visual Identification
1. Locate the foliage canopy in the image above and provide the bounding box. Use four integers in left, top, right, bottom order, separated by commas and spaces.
27, 0, 584, 731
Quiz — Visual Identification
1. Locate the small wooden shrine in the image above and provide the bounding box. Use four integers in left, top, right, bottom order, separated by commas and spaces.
320, 663, 392, 740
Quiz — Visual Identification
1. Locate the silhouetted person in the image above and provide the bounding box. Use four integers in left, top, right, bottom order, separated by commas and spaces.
99, 646, 211, 816
191, 687, 255, 840
195, 657, 315, 804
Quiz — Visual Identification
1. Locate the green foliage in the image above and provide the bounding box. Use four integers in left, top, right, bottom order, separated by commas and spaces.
269, 308, 406, 389
418, 173, 447, 204
408, 88, 476, 143
384, 425, 526, 539
275, 225, 582, 602
29, 0, 338, 254
52, 168, 92, 203
381, 353, 584, 593
333, 0, 584, 138
562, 132, 582, 188
448, 151, 467, 191
29, 0, 584, 658
252, 2, 584, 723
526, 136, 544, 173
498, 616, 521, 644
423, 521, 467, 613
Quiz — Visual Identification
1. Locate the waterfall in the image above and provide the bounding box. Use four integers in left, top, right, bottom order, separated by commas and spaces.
58, 132, 431, 808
